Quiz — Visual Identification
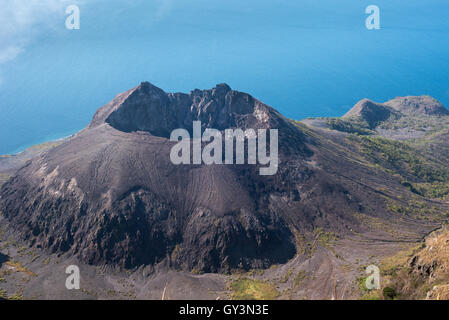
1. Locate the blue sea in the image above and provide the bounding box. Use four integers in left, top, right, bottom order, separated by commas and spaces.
1, 0, 449, 154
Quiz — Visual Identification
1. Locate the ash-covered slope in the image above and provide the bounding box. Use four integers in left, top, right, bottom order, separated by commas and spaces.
0, 83, 438, 273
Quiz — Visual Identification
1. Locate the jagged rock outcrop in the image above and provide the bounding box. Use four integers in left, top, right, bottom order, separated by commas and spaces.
409, 255, 438, 279
95, 83, 271, 136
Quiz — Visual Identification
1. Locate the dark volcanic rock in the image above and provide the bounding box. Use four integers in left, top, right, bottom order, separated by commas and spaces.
0, 252, 8, 268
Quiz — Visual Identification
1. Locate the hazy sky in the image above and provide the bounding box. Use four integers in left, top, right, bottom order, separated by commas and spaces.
1, 0, 449, 154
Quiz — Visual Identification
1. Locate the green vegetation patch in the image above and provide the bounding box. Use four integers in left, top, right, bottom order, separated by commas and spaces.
0, 173, 10, 186
326, 118, 374, 135
359, 136, 449, 183
378, 115, 449, 135
294, 270, 309, 287
314, 227, 339, 248
230, 278, 279, 300
411, 182, 449, 200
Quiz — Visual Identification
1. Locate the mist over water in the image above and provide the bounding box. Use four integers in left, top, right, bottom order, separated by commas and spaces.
1, 0, 449, 154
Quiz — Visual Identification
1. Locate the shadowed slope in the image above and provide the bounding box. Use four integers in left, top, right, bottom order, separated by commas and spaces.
342, 99, 397, 128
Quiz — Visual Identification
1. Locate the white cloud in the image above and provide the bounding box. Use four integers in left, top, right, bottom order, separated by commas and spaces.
0, 46, 23, 64
0, 0, 172, 69
0, 0, 80, 85
0, 0, 73, 65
